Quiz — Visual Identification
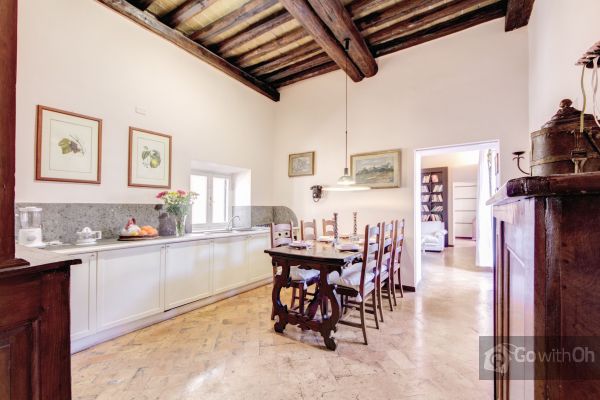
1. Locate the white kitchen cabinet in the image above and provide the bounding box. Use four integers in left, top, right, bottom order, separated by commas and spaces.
70, 253, 97, 341
97, 245, 164, 330
164, 241, 212, 310
212, 236, 248, 294
247, 234, 272, 283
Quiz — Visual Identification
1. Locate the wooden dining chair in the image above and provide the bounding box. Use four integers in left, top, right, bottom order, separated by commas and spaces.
390, 219, 405, 303
332, 223, 381, 345
300, 219, 317, 240
377, 221, 395, 317
322, 218, 335, 236
270, 221, 319, 318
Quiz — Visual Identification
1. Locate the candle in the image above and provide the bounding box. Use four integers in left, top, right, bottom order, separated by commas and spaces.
353, 212, 358, 236
333, 212, 339, 244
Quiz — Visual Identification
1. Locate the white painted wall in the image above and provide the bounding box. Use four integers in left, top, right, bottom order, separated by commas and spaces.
273, 20, 529, 287
422, 151, 479, 245
528, 0, 600, 131
15, 0, 276, 205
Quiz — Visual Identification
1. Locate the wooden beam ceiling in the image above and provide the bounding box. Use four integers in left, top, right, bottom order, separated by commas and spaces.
505, 0, 535, 31
263, 52, 331, 82
96, 0, 279, 101
355, 0, 441, 32
130, 0, 156, 10
273, 61, 339, 88
162, 0, 219, 28
307, 0, 377, 77
249, 42, 322, 76
279, 0, 363, 82
233, 27, 309, 67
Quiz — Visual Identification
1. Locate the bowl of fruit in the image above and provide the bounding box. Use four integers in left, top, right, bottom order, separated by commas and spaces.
118, 218, 159, 241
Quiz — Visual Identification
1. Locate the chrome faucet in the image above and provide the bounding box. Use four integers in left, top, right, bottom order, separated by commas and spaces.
227, 215, 241, 231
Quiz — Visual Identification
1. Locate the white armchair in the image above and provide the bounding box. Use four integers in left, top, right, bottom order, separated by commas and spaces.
421, 221, 448, 252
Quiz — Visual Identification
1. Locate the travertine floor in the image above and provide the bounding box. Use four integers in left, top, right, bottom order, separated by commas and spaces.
72, 241, 493, 399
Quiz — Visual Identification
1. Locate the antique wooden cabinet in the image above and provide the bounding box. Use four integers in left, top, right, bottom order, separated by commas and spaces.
488, 172, 600, 399
0, 246, 80, 399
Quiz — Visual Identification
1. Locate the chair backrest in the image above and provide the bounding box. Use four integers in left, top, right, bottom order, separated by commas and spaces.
391, 219, 405, 268
270, 221, 293, 248
380, 221, 394, 272
358, 223, 381, 295
300, 219, 317, 240
322, 219, 335, 236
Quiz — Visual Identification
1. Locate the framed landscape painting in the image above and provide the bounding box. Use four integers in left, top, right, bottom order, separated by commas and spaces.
351, 150, 401, 189
36, 105, 102, 184
128, 127, 172, 188
288, 151, 315, 177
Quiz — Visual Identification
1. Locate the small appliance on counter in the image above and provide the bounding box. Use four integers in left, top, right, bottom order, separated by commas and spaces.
17, 206, 45, 248
75, 227, 102, 246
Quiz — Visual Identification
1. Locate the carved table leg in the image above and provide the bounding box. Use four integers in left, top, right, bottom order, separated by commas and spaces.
317, 267, 341, 351
272, 260, 290, 333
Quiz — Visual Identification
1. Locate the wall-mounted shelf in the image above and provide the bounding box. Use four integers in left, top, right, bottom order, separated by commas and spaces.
421, 167, 449, 247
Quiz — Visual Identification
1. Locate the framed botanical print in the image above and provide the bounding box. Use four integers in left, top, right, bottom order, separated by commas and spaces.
128, 127, 172, 189
288, 151, 315, 177
35, 105, 102, 184
350, 149, 401, 189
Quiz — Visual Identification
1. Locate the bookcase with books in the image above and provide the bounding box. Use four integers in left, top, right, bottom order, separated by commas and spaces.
421, 167, 449, 247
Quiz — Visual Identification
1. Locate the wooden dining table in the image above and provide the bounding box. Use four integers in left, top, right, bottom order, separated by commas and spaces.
264, 241, 362, 350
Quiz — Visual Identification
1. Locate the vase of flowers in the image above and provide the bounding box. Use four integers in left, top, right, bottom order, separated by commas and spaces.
156, 190, 198, 236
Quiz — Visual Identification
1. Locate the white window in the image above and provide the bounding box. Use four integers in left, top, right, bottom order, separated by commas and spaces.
190, 172, 231, 230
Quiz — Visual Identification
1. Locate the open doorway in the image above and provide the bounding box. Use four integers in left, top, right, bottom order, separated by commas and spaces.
413, 140, 500, 279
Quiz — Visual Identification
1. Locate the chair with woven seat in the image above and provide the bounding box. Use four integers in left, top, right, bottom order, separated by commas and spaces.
322, 218, 335, 236
390, 219, 406, 303
377, 221, 395, 317
300, 219, 317, 241
270, 221, 319, 318
331, 223, 381, 345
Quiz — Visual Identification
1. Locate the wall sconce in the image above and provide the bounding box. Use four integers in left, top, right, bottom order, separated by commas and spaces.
512, 151, 531, 176
310, 185, 323, 202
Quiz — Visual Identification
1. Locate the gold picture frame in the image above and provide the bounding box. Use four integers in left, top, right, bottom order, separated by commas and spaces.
350, 149, 401, 189
288, 151, 315, 177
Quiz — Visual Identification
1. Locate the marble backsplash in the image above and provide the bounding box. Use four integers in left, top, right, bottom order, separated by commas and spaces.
15, 203, 297, 244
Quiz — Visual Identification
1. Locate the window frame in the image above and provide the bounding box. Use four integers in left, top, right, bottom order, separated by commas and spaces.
190, 171, 232, 231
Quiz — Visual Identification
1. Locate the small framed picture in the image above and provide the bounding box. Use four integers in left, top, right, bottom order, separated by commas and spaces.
128, 127, 172, 188
351, 149, 401, 189
288, 151, 315, 177
35, 105, 102, 184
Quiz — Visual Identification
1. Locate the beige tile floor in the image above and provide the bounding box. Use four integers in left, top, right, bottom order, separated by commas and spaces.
72, 240, 493, 399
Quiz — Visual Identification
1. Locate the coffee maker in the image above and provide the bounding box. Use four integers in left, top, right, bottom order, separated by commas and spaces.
17, 207, 45, 247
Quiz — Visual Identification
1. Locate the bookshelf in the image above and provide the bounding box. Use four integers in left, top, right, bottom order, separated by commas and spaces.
421, 167, 449, 247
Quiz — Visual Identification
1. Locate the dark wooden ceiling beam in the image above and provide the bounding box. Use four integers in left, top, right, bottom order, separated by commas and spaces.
307, 0, 377, 77
273, 61, 339, 88
372, 2, 505, 57
368, 0, 491, 46
217, 9, 293, 55
96, 0, 279, 101
263, 52, 331, 82
233, 27, 309, 67
249, 42, 322, 75
162, 0, 219, 28
347, 0, 391, 17
505, 0, 535, 31
189, 0, 279, 43
279, 0, 363, 82
355, 0, 441, 32
130, 0, 156, 10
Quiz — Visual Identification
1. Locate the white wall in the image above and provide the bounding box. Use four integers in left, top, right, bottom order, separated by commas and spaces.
422, 151, 479, 245
16, 0, 276, 205
274, 19, 529, 287
528, 0, 600, 131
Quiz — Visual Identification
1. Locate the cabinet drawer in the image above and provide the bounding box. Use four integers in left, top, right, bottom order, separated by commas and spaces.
0, 277, 40, 328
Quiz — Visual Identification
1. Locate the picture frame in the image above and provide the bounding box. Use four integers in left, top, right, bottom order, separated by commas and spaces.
288, 151, 315, 177
350, 149, 401, 189
35, 105, 102, 184
128, 127, 172, 189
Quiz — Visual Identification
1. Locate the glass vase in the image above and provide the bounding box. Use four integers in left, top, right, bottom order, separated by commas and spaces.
175, 214, 187, 237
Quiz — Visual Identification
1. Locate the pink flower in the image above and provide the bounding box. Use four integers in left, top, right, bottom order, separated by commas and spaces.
177, 190, 187, 196
156, 191, 167, 199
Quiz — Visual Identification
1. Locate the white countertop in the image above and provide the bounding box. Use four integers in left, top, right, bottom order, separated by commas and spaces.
48, 228, 270, 255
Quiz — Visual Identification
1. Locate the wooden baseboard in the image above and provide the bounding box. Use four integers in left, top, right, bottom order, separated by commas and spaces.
402, 285, 416, 292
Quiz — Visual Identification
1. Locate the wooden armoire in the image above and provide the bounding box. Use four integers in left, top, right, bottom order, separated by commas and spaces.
488, 172, 600, 399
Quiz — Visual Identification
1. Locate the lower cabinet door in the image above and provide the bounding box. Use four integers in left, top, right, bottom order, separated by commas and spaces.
247, 234, 272, 282
164, 241, 211, 310
213, 236, 248, 294
70, 253, 97, 340
97, 245, 163, 330
0, 325, 34, 400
